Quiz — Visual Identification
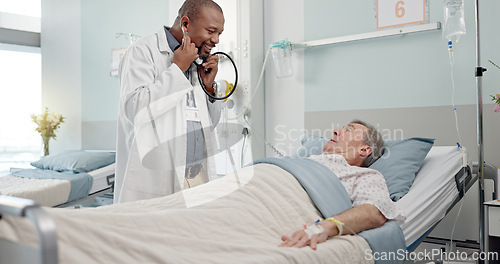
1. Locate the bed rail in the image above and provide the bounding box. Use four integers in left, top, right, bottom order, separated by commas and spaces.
473, 162, 497, 200
0, 195, 58, 264
454, 166, 473, 199
409, 165, 475, 251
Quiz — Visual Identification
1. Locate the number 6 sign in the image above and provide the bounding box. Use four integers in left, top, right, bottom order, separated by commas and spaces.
376, 0, 427, 29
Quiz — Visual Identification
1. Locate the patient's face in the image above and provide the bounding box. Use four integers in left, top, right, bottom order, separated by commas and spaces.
322, 123, 368, 165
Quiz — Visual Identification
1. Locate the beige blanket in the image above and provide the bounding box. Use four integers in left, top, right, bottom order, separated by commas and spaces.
0, 175, 70, 206
0, 164, 372, 264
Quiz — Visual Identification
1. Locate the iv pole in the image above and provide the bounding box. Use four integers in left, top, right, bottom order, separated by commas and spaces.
474, 0, 486, 257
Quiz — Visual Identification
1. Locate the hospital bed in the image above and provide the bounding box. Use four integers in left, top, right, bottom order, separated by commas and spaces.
0, 140, 474, 264
397, 146, 474, 251
0, 151, 116, 208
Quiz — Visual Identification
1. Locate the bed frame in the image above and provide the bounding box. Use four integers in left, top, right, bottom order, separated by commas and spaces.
412, 162, 498, 253
0, 174, 114, 263
0, 195, 58, 264
407, 165, 475, 251
54, 174, 114, 208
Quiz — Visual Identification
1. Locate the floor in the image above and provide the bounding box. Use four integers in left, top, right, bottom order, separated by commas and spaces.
404, 241, 479, 263
70, 193, 114, 208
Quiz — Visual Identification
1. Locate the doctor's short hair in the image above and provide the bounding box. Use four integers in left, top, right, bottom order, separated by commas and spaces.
176, 0, 223, 23
350, 119, 384, 167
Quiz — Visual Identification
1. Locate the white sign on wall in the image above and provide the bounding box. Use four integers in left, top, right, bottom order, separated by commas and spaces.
111, 47, 127, 76
376, 0, 428, 29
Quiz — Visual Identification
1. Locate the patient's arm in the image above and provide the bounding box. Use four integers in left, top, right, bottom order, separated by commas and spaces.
279, 204, 386, 250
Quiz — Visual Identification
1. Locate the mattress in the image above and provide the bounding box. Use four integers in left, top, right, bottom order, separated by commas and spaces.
0, 163, 115, 207
396, 146, 467, 247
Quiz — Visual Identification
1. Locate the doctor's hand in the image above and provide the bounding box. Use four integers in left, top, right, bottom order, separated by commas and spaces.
279, 228, 329, 250
199, 54, 219, 95
172, 35, 198, 73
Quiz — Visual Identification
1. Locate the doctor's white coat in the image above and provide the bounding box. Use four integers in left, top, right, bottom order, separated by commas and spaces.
114, 27, 220, 203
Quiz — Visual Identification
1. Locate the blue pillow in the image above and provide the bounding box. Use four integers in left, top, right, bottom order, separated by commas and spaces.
294, 135, 329, 158
31, 150, 116, 173
295, 136, 434, 201
370, 137, 434, 201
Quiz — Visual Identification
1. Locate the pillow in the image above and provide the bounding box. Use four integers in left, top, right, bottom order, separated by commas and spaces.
294, 135, 329, 158
295, 136, 434, 201
31, 150, 116, 173
369, 137, 434, 201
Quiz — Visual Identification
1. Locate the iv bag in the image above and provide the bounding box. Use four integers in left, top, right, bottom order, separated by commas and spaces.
443, 0, 466, 43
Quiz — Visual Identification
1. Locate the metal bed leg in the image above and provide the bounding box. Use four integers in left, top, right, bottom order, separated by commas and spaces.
0, 195, 58, 264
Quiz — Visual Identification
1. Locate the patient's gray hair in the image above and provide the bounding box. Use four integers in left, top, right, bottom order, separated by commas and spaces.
350, 119, 384, 167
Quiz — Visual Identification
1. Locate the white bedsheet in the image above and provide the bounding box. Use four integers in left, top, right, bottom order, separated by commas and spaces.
0, 163, 373, 264
0, 163, 115, 207
397, 146, 466, 247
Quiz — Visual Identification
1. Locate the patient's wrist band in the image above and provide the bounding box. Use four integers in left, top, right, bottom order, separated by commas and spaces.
325, 217, 344, 236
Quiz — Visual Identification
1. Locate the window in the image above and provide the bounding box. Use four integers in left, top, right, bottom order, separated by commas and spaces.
0, 44, 41, 173
0, 0, 41, 17
0, 0, 41, 174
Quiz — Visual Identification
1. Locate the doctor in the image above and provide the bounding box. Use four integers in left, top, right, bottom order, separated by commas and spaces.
115, 0, 225, 203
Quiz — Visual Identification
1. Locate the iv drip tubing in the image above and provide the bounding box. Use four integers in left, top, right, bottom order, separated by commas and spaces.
448, 50, 463, 147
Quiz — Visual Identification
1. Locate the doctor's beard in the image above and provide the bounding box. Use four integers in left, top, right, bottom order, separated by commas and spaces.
197, 41, 215, 62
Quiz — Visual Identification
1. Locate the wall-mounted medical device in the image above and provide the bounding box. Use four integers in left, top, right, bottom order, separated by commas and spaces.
268, 22, 441, 78
269, 40, 293, 78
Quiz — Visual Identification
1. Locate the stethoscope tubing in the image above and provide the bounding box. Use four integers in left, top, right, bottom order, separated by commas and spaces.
196, 51, 238, 101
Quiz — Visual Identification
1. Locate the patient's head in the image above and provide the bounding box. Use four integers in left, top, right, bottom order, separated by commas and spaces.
322, 120, 384, 167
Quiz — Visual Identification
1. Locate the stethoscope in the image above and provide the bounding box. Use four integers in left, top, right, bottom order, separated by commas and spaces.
182, 24, 238, 101
193, 52, 238, 101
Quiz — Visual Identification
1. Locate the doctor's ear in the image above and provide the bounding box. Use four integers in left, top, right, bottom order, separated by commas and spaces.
180, 16, 190, 29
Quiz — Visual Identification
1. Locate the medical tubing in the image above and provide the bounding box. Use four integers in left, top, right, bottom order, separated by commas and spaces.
448, 41, 463, 148
244, 115, 284, 157
197, 51, 238, 101
241, 133, 247, 168
226, 48, 271, 121
447, 180, 466, 262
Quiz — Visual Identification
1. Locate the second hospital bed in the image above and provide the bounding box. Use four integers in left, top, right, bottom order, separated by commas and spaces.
0, 139, 474, 264
0, 150, 116, 208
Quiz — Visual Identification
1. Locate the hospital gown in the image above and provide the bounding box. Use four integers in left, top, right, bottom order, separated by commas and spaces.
309, 154, 405, 222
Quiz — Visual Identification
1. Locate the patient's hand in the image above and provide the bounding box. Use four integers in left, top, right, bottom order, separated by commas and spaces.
278, 229, 328, 250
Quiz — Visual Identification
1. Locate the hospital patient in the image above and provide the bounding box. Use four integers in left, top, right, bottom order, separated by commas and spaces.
279, 120, 405, 250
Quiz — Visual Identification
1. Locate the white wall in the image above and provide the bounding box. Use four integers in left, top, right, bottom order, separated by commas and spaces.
42, 0, 169, 152
41, 0, 82, 153
263, 0, 305, 157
